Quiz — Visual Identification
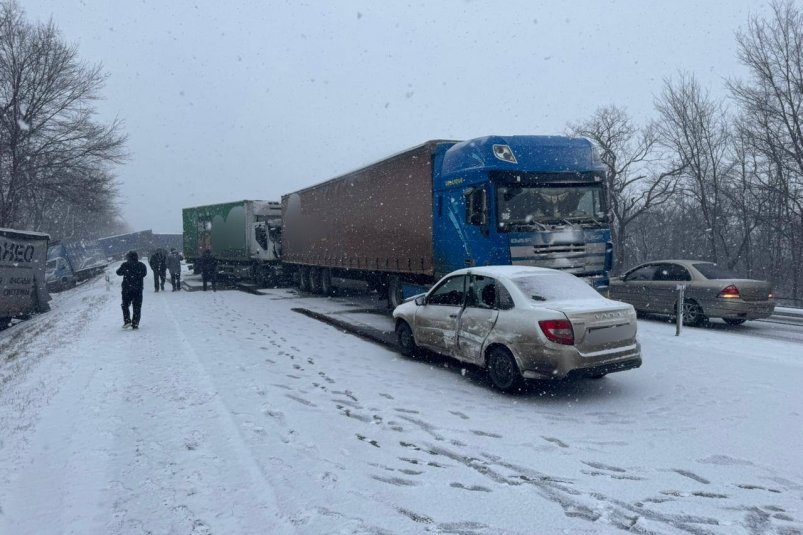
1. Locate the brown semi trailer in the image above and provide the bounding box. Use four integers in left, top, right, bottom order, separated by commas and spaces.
282, 141, 448, 305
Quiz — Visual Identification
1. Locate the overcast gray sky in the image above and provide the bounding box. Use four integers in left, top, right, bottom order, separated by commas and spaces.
23, 0, 769, 234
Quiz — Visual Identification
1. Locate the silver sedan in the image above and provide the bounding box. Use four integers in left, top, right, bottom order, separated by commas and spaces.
392, 266, 642, 392
608, 260, 775, 326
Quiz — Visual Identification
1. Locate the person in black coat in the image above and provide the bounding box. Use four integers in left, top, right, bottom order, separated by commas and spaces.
116, 250, 147, 329
166, 248, 182, 291
199, 249, 218, 292
149, 248, 167, 292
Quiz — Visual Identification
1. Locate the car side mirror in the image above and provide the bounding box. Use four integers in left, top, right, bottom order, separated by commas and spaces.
414, 296, 426, 306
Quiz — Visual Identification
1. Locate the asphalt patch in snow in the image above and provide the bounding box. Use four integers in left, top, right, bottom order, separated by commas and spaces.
292, 307, 397, 348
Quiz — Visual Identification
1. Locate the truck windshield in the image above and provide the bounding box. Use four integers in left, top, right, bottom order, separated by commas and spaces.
496, 184, 606, 232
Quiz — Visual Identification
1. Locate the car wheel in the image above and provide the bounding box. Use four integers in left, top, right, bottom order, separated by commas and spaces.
723, 318, 746, 326
396, 321, 418, 357
680, 299, 706, 326
487, 346, 524, 392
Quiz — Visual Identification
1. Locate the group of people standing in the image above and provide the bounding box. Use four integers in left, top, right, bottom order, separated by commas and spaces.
148, 248, 183, 292
116, 247, 217, 330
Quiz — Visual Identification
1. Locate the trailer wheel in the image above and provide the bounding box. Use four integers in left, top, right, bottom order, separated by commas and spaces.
299, 266, 311, 292
321, 268, 334, 295
388, 276, 404, 308
309, 267, 323, 294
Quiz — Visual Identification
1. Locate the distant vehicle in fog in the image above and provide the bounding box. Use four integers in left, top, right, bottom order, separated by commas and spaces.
392, 266, 641, 392
608, 260, 775, 326
46, 240, 108, 292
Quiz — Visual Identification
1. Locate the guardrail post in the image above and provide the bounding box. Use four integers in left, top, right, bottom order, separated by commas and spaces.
676, 284, 686, 336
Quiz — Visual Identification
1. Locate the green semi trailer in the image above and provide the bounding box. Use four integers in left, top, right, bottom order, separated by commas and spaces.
182, 200, 283, 286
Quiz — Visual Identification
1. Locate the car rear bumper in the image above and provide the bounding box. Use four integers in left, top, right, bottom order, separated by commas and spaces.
517, 341, 642, 380
704, 299, 775, 320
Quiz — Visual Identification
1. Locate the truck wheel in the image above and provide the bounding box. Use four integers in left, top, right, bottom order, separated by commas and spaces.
321, 269, 334, 295
388, 276, 404, 308
309, 268, 322, 294
299, 266, 311, 292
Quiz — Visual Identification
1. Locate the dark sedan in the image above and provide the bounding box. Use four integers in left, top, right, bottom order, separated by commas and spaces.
609, 260, 775, 326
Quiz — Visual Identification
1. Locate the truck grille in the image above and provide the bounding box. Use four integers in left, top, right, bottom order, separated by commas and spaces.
510, 242, 606, 274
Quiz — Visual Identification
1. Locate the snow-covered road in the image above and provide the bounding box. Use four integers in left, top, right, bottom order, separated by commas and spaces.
1, 275, 801, 534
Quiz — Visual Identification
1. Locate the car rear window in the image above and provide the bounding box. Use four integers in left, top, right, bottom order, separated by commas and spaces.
693, 263, 740, 279
511, 273, 602, 301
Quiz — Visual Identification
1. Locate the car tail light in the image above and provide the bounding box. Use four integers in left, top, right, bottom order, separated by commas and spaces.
717, 285, 741, 299
539, 319, 574, 345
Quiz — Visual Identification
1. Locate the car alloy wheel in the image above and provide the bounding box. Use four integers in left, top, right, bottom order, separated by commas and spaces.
681, 299, 706, 326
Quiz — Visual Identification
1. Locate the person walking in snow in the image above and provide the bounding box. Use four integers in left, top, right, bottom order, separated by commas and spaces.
148, 248, 167, 292
116, 250, 147, 329
166, 248, 182, 291
199, 248, 218, 292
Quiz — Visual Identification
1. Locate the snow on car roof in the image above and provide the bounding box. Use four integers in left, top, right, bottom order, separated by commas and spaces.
448, 265, 574, 279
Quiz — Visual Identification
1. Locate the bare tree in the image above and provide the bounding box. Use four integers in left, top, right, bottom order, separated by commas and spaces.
0, 1, 126, 232
729, 0, 803, 300
569, 106, 683, 272
655, 73, 738, 264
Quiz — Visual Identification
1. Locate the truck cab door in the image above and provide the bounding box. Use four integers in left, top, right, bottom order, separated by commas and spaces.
459, 186, 491, 267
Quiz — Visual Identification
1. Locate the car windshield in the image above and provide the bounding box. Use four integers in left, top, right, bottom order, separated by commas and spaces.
511, 272, 602, 301
693, 263, 741, 279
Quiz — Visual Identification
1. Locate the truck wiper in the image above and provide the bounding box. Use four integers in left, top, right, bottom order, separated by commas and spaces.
507, 220, 549, 231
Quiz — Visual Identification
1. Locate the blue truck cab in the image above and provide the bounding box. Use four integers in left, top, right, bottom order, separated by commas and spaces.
430, 135, 611, 290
